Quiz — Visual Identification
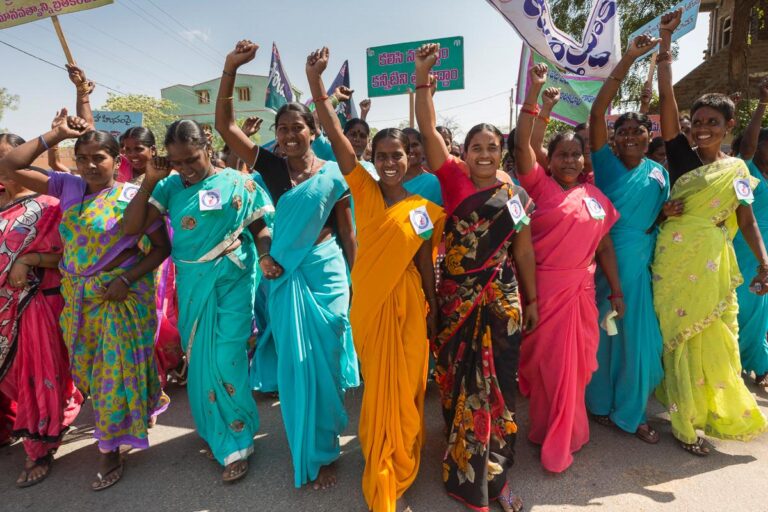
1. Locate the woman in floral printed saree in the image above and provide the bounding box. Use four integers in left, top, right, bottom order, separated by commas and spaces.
0, 112, 170, 491
653, 10, 768, 455
416, 44, 538, 512
0, 133, 82, 488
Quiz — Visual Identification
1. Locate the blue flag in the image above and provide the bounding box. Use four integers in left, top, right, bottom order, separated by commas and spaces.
326, 60, 358, 124
265, 42, 293, 112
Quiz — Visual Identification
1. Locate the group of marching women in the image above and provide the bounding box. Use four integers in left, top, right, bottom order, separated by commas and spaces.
1, 11, 768, 512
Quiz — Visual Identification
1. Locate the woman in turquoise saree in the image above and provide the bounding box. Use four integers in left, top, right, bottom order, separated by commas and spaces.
585, 37, 671, 443
125, 120, 274, 483
215, 40, 359, 490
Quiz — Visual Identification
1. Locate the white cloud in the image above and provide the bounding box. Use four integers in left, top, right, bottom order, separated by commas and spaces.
180, 29, 211, 43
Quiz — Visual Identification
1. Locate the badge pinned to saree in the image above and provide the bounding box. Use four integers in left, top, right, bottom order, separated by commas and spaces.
117, 183, 140, 203
733, 178, 754, 205
198, 189, 223, 211
649, 168, 666, 189
584, 197, 606, 220
506, 195, 530, 232
409, 206, 434, 240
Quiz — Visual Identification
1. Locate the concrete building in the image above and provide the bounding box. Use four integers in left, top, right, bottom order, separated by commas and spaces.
674, 0, 768, 108
161, 74, 302, 141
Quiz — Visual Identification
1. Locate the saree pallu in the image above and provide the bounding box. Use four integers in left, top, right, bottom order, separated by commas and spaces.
59, 184, 166, 451
0, 392, 15, 444
733, 159, 768, 376
267, 161, 359, 487
653, 158, 767, 444
151, 169, 272, 465
435, 183, 531, 511
0, 194, 82, 459
404, 172, 443, 206
518, 164, 618, 473
346, 163, 445, 511
586, 159, 668, 433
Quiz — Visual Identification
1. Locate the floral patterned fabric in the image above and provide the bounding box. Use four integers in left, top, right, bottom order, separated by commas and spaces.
652, 157, 767, 443
434, 179, 533, 510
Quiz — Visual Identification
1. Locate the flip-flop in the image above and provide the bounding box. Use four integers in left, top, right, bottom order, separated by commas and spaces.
92, 454, 125, 491
222, 459, 248, 483
591, 414, 614, 428
635, 424, 660, 444
16, 454, 53, 488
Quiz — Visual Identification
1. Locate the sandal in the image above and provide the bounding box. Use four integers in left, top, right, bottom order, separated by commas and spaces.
16, 453, 53, 488
756, 372, 768, 387
92, 452, 125, 491
498, 485, 524, 512
591, 414, 614, 428
635, 424, 660, 444
222, 459, 248, 483
680, 437, 710, 457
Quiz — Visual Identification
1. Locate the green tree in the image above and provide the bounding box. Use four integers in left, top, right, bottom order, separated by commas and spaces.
550, 0, 678, 107
100, 93, 178, 148
0, 87, 19, 128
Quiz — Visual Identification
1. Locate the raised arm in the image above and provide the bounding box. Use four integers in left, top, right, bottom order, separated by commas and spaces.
306, 47, 357, 174
639, 86, 653, 115
515, 64, 548, 175
359, 98, 371, 121
739, 78, 768, 160
215, 40, 260, 167
0, 109, 87, 194
414, 43, 451, 171
591, 35, 659, 151
66, 65, 95, 126
532, 87, 560, 167
123, 156, 170, 235
657, 9, 683, 141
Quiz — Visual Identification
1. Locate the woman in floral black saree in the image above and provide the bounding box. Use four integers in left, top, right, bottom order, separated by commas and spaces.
415, 43, 538, 512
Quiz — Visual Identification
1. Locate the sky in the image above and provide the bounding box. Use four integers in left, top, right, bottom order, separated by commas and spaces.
0, 0, 712, 139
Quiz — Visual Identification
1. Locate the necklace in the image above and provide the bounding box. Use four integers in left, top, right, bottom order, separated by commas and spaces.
286, 154, 316, 186
183, 166, 216, 188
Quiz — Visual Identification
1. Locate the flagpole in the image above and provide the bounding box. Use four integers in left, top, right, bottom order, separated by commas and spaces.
50, 16, 76, 66
408, 89, 415, 128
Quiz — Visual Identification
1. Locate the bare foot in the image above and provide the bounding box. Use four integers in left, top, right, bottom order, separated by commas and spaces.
396, 498, 413, 512
498, 486, 524, 512
312, 463, 337, 490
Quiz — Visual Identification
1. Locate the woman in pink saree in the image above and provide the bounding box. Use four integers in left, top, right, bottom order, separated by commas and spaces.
514, 66, 625, 473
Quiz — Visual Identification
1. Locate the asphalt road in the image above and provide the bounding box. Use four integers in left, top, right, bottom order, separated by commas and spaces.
2, 378, 768, 512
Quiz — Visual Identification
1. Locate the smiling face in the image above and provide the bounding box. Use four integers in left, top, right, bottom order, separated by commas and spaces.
690, 106, 733, 151
166, 142, 212, 185
75, 141, 118, 191
406, 133, 424, 170
121, 137, 154, 172
614, 119, 650, 162
465, 129, 502, 181
373, 136, 408, 186
276, 111, 313, 158
549, 137, 584, 188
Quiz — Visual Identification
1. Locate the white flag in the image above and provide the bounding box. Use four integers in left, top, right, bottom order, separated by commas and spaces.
487, 0, 621, 78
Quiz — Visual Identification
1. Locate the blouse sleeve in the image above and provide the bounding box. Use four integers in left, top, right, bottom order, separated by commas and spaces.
591, 145, 624, 189
252, 146, 292, 204
665, 133, 702, 187
46, 171, 84, 202
434, 156, 476, 215
516, 162, 548, 202
149, 176, 173, 215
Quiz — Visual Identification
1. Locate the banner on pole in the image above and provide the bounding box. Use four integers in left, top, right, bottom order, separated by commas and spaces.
366, 36, 464, 97
486, 0, 621, 78
0, 0, 112, 30
517, 46, 604, 126
93, 110, 143, 138
265, 42, 294, 113
627, 0, 700, 55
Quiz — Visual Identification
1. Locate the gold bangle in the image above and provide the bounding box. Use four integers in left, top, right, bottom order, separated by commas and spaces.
760, 102, 768, 106
608, 75, 622, 82
218, 96, 234, 101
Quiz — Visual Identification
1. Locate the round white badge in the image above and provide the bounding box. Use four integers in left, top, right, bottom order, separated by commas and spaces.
413, 210, 429, 229
201, 190, 221, 208
737, 180, 750, 196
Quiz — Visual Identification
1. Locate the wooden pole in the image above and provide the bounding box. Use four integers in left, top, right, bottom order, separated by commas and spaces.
50, 15, 76, 66
408, 89, 415, 128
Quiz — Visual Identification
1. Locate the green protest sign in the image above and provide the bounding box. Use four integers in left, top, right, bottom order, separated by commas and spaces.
516, 46, 604, 126
366, 36, 464, 97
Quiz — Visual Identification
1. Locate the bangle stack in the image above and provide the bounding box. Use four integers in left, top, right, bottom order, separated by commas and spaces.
118, 275, 131, 287
39, 135, 50, 150
222, 69, 236, 77
258, 253, 271, 262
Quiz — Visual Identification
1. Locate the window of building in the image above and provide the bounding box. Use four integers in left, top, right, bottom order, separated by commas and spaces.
721, 16, 732, 49
237, 86, 251, 102
196, 89, 210, 104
